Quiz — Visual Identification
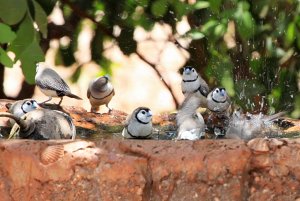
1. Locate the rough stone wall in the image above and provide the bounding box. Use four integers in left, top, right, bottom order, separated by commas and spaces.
0, 138, 300, 201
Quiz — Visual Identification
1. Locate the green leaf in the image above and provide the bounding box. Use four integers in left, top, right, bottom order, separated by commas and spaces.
188, 30, 205, 40
208, 0, 221, 13
19, 37, 44, 84
0, 0, 27, 25
221, 70, 235, 96
285, 22, 295, 46
0, 23, 16, 43
8, 13, 35, 61
201, 20, 218, 34
32, 0, 48, 38
193, 1, 210, 10
151, 0, 168, 17
0, 47, 14, 67
214, 23, 226, 37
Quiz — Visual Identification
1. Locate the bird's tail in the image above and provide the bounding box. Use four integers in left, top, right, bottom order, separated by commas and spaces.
66, 93, 82, 100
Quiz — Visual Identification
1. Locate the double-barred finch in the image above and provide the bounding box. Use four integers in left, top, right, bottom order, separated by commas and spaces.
176, 90, 206, 140
5, 109, 76, 140
122, 107, 153, 139
226, 110, 285, 140
207, 87, 231, 114
6, 99, 39, 118
87, 76, 115, 113
181, 66, 209, 97
35, 62, 82, 105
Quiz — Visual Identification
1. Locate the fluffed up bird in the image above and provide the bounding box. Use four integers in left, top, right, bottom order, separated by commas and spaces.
207, 87, 231, 114
122, 107, 153, 139
225, 110, 285, 140
181, 66, 209, 97
176, 91, 206, 140
35, 62, 82, 105
87, 76, 115, 113
0, 109, 76, 140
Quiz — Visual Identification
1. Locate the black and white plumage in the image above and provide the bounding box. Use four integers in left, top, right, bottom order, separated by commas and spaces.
35, 62, 82, 105
87, 76, 115, 113
207, 87, 231, 114
122, 107, 153, 139
181, 66, 209, 97
6, 99, 38, 118
3, 109, 76, 140
176, 92, 206, 140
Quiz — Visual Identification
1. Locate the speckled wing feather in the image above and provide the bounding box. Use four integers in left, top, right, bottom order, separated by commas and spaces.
36, 68, 71, 93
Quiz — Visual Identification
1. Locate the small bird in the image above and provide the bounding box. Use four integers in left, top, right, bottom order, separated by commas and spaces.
35, 62, 82, 105
87, 76, 115, 113
176, 91, 206, 140
181, 66, 209, 97
122, 107, 153, 139
207, 87, 231, 114
6, 99, 39, 118
225, 110, 285, 140
177, 112, 206, 140
1, 109, 76, 140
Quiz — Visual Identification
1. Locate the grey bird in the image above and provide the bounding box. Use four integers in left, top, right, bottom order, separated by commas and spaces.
87, 76, 115, 113
181, 66, 209, 97
5, 99, 39, 125
176, 91, 206, 140
122, 107, 153, 139
1, 109, 76, 140
35, 62, 82, 105
207, 87, 231, 114
226, 110, 285, 140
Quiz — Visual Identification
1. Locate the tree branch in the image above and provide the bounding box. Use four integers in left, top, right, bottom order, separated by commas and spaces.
60, 0, 180, 108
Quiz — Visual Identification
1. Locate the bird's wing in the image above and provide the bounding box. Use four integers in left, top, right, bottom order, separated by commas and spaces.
36, 68, 71, 92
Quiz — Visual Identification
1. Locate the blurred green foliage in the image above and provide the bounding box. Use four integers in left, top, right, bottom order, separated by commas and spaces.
0, 0, 299, 117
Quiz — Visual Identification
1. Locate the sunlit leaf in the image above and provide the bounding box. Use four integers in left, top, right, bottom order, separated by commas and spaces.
151, 0, 168, 17
0, 47, 14, 67
201, 20, 218, 34
0, 0, 27, 25
0, 23, 16, 43
32, 0, 48, 38
214, 23, 226, 37
193, 1, 210, 10
188, 30, 205, 40
221, 70, 235, 96
285, 22, 295, 46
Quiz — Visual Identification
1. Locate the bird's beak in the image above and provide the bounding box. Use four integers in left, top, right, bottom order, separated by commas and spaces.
220, 89, 226, 96
148, 110, 153, 117
32, 101, 39, 109
184, 68, 191, 74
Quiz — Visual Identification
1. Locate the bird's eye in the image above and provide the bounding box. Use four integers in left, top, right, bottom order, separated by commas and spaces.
192, 69, 195, 72
141, 111, 146, 115
216, 89, 219, 93
26, 102, 31, 105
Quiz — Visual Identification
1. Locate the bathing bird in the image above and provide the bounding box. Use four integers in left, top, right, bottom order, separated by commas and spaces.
35, 62, 82, 105
87, 76, 115, 113
122, 107, 153, 139
1, 109, 76, 140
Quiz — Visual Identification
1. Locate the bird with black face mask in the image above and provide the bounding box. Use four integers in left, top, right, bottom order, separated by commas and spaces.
87, 76, 115, 113
35, 62, 82, 105
207, 87, 231, 114
181, 66, 209, 97
5, 99, 39, 125
122, 107, 153, 139
206, 87, 231, 137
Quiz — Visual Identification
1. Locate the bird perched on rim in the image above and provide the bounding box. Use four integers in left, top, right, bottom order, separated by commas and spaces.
176, 90, 206, 140
87, 75, 115, 113
122, 107, 153, 139
207, 87, 231, 114
181, 66, 209, 97
2, 109, 76, 140
35, 62, 82, 105
6, 99, 39, 119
